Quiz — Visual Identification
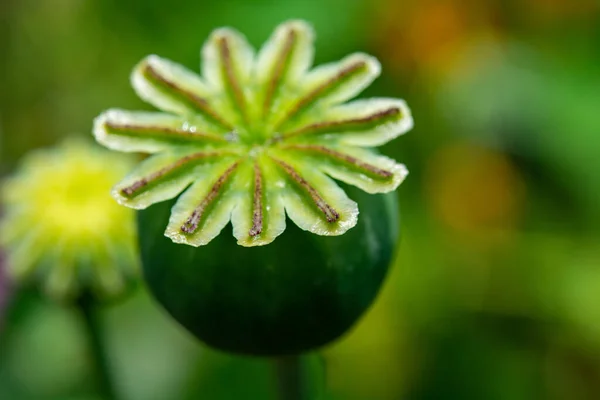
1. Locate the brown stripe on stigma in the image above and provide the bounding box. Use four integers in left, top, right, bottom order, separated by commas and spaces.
248, 162, 264, 237
272, 158, 339, 223
263, 28, 297, 116
180, 161, 241, 234
104, 122, 227, 143
280, 107, 401, 140
218, 36, 248, 123
121, 152, 228, 197
274, 61, 368, 130
142, 64, 233, 130
283, 144, 393, 179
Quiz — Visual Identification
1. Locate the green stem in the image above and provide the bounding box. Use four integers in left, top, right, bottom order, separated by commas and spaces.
77, 295, 118, 400
273, 355, 310, 400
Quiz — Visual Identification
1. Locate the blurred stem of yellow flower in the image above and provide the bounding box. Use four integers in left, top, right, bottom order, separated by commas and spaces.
0, 250, 10, 331
77, 294, 118, 400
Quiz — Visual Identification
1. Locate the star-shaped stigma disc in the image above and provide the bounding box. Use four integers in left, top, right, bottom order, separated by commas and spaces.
94, 20, 413, 247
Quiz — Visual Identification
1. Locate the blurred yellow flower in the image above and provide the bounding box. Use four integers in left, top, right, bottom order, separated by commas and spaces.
0, 138, 139, 301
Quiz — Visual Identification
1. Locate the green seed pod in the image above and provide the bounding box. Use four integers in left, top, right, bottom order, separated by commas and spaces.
93, 20, 412, 355
139, 185, 397, 355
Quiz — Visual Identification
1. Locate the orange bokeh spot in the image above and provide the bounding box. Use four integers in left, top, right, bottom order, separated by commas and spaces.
425, 142, 526, 234
371, 0, 501, 77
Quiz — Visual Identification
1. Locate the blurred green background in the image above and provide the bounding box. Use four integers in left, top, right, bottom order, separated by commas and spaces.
1, 0, 600, 399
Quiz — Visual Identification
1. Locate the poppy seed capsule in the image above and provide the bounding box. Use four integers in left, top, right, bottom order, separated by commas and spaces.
93, 20, 412, 355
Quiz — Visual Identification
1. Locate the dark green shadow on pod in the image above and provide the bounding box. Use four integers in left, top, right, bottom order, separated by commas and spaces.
138, 184, 399, 356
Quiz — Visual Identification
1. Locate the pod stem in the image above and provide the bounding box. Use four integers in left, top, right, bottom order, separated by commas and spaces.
77, 294, 118, 400
273, 355, 311, 400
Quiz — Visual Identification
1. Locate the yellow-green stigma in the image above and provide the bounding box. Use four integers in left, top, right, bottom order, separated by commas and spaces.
94, 20, 413, 247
